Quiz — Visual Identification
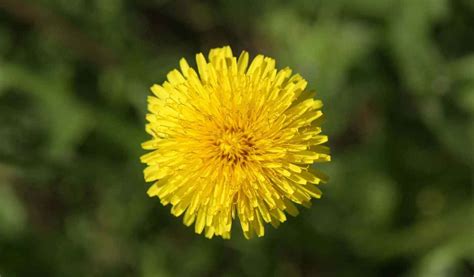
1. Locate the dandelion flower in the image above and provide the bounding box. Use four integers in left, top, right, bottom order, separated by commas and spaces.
141, 46, 330, 239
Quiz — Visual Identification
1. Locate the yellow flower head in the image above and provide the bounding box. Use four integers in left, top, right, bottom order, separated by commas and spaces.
141, 46, 330, 239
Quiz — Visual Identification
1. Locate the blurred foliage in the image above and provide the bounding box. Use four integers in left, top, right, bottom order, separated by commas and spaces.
0, 0, 473, 276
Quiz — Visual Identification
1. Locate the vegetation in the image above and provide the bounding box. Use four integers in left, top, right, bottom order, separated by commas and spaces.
0, 0, 472, 276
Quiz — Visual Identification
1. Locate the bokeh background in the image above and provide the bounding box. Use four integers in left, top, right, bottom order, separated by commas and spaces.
0, 0, 473, 276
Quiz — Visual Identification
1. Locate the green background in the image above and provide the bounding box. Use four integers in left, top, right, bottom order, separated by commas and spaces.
0, 0, 473, 276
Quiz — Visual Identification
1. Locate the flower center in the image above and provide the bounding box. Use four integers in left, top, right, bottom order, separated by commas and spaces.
215, 128, 255, 164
